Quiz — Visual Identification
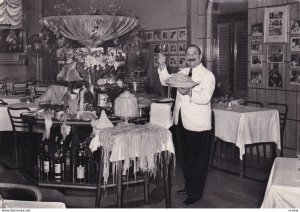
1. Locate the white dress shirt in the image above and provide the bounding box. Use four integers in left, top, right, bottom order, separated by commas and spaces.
158, 63, 215, 132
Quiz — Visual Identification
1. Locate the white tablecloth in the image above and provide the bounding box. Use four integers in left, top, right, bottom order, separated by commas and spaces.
261, 157, 300, 208
213, 104, 281, 159
3, 199, 66, 208
0, 103, 38, 131
0, 95, 22, 104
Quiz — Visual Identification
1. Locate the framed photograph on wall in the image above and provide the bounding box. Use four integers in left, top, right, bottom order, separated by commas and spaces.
146, 31, 154, 42
153, 30, 161, 41
267, 44, 284, 63
169, 56, 178, 67
290, 69, 300, 85
178, 56, 186, 68
250, 55, 263, 68
162, 31, 169, 40
251, 23, 263, 36
178, 28, 187, 40
169, 30, 178, 41
0, 29, 24, 52
161, 43, 169, 54
291, 37, 300, 51
268, 63, 283, 87
250, 39, 263, 54
178, 42, 186, 54
264, 5, 288, 43
291, 20, 300, 34
153, 43, 160, 54
291, 53, 300, 68
250, 71, 262, 84
170, 43, 178, 54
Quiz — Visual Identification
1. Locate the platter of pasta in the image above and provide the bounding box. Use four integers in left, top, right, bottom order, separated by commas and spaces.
165, 73, 198, 88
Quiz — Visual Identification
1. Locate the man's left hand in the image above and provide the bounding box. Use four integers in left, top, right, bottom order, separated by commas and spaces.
178, 87, 191, 95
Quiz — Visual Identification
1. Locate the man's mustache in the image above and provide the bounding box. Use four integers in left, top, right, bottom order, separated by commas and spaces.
187, 58, 196, 62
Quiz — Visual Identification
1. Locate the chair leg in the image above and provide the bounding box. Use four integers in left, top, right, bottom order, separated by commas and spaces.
162, 151, 171, 208
116, 160, 123, 208
143, 172, 149, 203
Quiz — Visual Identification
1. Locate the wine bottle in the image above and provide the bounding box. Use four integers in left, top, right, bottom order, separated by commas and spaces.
64, 140, 72, 182
41, 140, 50, 181
76, 143, 86, 183
53, 137, 64, 182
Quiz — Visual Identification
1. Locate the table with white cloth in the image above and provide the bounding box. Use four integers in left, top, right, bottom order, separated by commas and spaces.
0, 103, 38, 132
2, 199, 66, 208
0, 95, 23, 105
90, 123, 175, 208
261, 157, 300, 208
213, 104, 281, 176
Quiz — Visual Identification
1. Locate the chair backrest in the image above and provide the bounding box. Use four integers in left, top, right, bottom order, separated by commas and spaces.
7, 107, 31, 132
13, 83, 28, 95
244, 100, 264, 108
34, 85, 48, 96
264, 102, 288, 156
150, 103, 173, 129
0, 99, 8, 105
0, 183, 42, 201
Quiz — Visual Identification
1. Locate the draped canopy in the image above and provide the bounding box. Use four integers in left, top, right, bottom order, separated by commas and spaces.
0, 0, 22, 28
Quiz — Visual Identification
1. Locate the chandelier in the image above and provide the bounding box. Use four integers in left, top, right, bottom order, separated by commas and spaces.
40, 15, 138, 47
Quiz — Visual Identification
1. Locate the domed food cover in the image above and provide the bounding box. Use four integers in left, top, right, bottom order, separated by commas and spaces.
40, 15, 138, 47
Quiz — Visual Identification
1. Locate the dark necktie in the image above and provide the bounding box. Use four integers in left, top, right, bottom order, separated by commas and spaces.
188, 68, 193, 77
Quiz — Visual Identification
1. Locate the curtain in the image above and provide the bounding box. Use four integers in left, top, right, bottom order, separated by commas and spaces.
0, 0, 22, 27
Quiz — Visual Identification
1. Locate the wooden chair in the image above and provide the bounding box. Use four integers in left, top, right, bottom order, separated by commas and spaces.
0, 99, 8, 105
34, 85, 48, 96
263, 103, 288, 158
6, 107, 32, 169
243, 101, 264, 165
0, 183, 42, 201
13, 83, 28, 95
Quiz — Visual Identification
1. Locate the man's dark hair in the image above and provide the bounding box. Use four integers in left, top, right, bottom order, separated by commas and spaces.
185, 44, 201, 55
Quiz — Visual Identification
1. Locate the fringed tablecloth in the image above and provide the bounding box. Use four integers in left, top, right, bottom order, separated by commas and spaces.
89, 122, 175, 185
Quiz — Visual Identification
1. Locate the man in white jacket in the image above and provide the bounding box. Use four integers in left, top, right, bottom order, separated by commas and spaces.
158, 45, 215, 205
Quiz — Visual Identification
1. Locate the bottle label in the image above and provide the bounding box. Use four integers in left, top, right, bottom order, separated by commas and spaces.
43, 161, 50, 173
55, 163, 61, 174
77, 166, 85, 179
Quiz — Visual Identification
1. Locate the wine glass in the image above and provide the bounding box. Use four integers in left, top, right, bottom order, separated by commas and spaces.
240, 98, 245, 108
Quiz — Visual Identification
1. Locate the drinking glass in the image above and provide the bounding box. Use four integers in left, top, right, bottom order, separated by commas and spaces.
240, 98, 245, 108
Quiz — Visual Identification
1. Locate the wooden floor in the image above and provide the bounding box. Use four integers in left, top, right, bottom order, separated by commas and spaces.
0, 155, 269, 208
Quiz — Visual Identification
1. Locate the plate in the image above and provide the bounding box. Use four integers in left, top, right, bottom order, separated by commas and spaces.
166, 81, 198, 88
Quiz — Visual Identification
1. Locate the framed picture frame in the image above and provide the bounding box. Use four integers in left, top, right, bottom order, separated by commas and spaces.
250, 39, 263, 54
291, 37, 300, 51
169, 30, 178, 41
161, 43, 169, 54
169, 56, 178, 67
153, 56, 159, 67
268, 63, 283, 87
178, 28, 187, 40
169, 43, 178, 54
251, 23, 263, 36
178, 42, 186, 54
178, 56, 186, 68
146, 31, 154, 42
0, 28, 24, 52
290, 69, 300, 85
291, 53, 300, 68
162, 31, 169, 41
250, 71, 262, 84
264, 5, 288, 43
153, 30, 161, 41
250, 55, 263, 68
267, 44, 284, 63
153, 43, 160, 54
291, 20, 300, 35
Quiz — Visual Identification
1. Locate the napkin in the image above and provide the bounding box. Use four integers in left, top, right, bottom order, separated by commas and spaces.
149, 103, 173, 129
89, 110, 114, 152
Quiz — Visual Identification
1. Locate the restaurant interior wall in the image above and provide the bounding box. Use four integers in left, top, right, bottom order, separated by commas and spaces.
0, 0, 41, 82
247, 0, 299, 157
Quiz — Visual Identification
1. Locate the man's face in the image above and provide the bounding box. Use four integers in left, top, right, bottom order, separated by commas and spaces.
185, 47, 202, 68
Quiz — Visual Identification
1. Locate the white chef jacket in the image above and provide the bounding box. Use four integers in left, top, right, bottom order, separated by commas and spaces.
158, 63, 215, 132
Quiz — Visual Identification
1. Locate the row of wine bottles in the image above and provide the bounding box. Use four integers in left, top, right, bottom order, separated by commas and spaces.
38, 136, 89, 183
